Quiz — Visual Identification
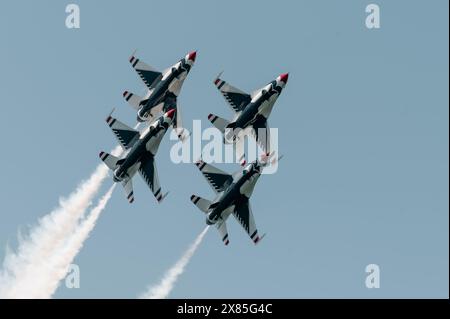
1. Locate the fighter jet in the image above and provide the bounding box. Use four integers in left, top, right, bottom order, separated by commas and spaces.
208, 72, 288, 164
99, 109, 175, 203
122, 51, 197, 139
190, 154, 280, 245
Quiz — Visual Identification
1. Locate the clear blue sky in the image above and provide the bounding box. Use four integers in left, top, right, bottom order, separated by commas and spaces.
0, 0, 448, 298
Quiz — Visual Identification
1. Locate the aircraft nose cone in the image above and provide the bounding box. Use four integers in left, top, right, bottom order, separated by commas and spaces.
165, 109, 176, 120
187, 51, 197, 62
279, 73, 289, 83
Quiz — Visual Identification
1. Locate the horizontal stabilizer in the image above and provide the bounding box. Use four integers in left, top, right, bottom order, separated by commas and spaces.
99, 151, 119, 170
123, 90, 143, 111
190, 195, 212, 213
207, 113, 230, 133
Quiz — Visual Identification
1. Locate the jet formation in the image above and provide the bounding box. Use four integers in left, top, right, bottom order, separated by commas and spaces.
99, 50, 288, 245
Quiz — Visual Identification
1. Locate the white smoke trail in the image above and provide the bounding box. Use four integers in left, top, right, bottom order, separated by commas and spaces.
44, 184, 116, 298
140, 226, 209, 299
0, 145, 122, 298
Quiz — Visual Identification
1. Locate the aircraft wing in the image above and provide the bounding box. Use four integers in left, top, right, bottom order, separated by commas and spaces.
106, 115, 140, 150
214, 75, 251, 113
232, 198, 261, 244
250, 115, 270, 155
138, 153, 165, 203
195, 159, 233, 193
129, 54, 162, 89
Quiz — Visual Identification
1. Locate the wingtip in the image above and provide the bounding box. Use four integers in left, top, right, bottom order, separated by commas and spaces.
129, 49, 137, 63
158, 191, 170, 203
127, 192, 134, 203
195, 158, 204, 166
214, 71, 224, 85
106, 108, 115, 122
255, 233, 266, 245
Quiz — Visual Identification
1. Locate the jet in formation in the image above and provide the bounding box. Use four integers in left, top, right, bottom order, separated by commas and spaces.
98, 49, 289, 246
123, 51, 197, 140
208, 72, 288, 164
99, 109, 175, 203
190, 154, 281, 245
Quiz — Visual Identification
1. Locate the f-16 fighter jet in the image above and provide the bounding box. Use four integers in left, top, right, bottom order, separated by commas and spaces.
190, 154, 280, 245
123, 51, 197, 139
208, 72, 288, 163
99, 109, 175, 203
